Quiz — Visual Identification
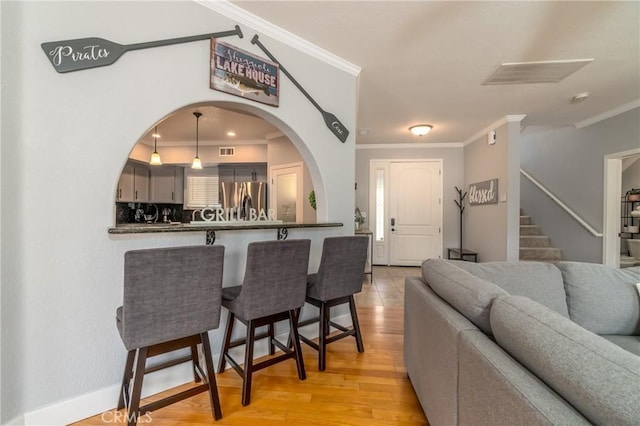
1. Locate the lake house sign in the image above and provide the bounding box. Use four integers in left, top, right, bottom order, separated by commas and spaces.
210, 40, 279, 107
469, 179, 498, 205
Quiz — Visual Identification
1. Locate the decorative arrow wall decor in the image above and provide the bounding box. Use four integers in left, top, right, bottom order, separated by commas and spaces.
251, 35, 350, 143
42, 25, 243, 73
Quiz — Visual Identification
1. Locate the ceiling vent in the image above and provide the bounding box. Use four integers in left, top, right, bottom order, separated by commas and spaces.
483, 59, 594, 85
219, 147, 235, 157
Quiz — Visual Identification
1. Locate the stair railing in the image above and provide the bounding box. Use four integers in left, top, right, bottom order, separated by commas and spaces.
520, 169, 603, 238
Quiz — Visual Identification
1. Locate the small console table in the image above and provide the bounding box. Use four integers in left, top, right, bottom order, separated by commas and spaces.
355, 228, 373, 282
447, 248, 478, 263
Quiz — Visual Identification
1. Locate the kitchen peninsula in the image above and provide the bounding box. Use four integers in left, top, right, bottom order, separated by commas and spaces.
109, 221, 343, 244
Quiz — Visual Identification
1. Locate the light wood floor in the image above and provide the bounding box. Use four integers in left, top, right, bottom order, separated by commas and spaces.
74, 266, 428, 425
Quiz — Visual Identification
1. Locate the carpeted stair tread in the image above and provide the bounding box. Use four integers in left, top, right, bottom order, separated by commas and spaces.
520, 216, 532, 225
519, 209, 562, 262
520, 236, 552, 247
520, 225, 541, 236
519, 247, 562, 261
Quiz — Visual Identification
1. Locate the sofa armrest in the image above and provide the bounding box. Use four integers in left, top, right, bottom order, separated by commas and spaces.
404, 276, 477, 426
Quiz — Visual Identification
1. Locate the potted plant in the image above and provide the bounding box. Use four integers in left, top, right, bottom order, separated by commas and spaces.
626, 188, 640, 202
308, 190, 316, 210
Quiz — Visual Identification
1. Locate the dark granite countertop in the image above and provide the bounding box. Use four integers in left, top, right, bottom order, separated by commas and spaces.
108, 222, 343, 234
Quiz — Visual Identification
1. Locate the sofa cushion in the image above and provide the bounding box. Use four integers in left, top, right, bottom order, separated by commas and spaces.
491, 295, 640, 426
422, 259, 508, 334
458, 330, 590, 426
452, 260, 569, 317
557, 261, 640, 335
601, 335, 640, 356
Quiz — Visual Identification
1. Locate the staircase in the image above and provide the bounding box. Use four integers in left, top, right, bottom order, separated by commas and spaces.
520, 210, 562, 262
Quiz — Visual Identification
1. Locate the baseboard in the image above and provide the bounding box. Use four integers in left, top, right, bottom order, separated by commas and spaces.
24, 362, 194, 426
20, 313, 349, 425
4, 415, 25, 425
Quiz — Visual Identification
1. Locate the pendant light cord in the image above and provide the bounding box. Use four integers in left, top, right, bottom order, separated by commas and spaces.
154, 126, 158, 151
194, 111, 202, 157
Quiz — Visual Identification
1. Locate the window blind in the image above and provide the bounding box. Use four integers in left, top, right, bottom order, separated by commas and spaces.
185, 175, 219, 209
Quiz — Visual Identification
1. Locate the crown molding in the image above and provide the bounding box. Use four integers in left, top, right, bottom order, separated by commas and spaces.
356, 142, 464, 149
194, 0, 361, 77
463, 114, 526, 146
574, 100, 640, 129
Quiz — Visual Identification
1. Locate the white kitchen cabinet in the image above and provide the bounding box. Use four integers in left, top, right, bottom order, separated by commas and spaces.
116, 162, 149, 202
150, 166, 184, 203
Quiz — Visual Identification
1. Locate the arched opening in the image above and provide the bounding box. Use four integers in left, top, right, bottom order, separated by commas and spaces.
114, 101, 322, 226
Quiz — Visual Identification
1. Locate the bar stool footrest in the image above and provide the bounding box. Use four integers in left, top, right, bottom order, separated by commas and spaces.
139, 383, 209, 413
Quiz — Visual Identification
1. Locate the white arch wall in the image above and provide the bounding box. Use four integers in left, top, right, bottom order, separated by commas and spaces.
0, 1, 357, 422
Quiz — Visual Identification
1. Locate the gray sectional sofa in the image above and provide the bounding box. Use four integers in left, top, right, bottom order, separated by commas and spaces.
404, 259, 640, 426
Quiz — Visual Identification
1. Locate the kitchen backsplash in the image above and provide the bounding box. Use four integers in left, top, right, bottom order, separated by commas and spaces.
116, 202, 185, 224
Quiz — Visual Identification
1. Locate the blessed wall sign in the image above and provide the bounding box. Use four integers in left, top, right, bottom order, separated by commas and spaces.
469, 179, 499, 205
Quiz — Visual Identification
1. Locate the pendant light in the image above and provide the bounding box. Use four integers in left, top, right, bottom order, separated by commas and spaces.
149, 126, 162, 165
192, 112, 203, 169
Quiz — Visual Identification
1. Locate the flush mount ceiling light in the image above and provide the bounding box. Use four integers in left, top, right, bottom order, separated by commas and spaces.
192, 112, 203, 169
149, 126, 162, 165
409, 124, 433, 137
483, 59, 594, 85
571, 92, 590, 103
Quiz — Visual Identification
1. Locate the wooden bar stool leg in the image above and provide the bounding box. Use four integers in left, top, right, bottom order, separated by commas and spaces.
349, 296, 365, 353
217, 312, 235, 373
117, 350, 136, 410
242, 320, 256, 406
287, 307, 302, 349
127, 347, 148, 426
190, 345, 202, 383
268, 322, 275, 355
289, 309, 306, 380
201, 332, 222, 420
318, 302, 329, 371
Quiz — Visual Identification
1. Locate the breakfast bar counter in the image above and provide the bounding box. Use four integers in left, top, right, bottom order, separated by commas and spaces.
109, 222, 344, 244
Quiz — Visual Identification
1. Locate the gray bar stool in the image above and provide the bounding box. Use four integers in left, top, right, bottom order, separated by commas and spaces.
217, 239, 311, 406
298, 236, 369, 371
116, 245, 225, 425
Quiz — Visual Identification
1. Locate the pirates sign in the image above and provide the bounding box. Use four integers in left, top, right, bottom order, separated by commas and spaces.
210, 40, 279, 106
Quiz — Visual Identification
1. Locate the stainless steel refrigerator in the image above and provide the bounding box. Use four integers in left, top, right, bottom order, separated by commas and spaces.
220, 181, 267, 220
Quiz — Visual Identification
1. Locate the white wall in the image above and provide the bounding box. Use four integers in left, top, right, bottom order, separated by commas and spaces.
463, 119, 522, 262
0, 1, 357, 422
622, 157, 640, 196
355, 145, 464, 259
0, 0, 4, 419
520, 107, 640, 262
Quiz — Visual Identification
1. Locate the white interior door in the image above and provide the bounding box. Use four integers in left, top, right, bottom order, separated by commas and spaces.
270, 163, 303, 223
